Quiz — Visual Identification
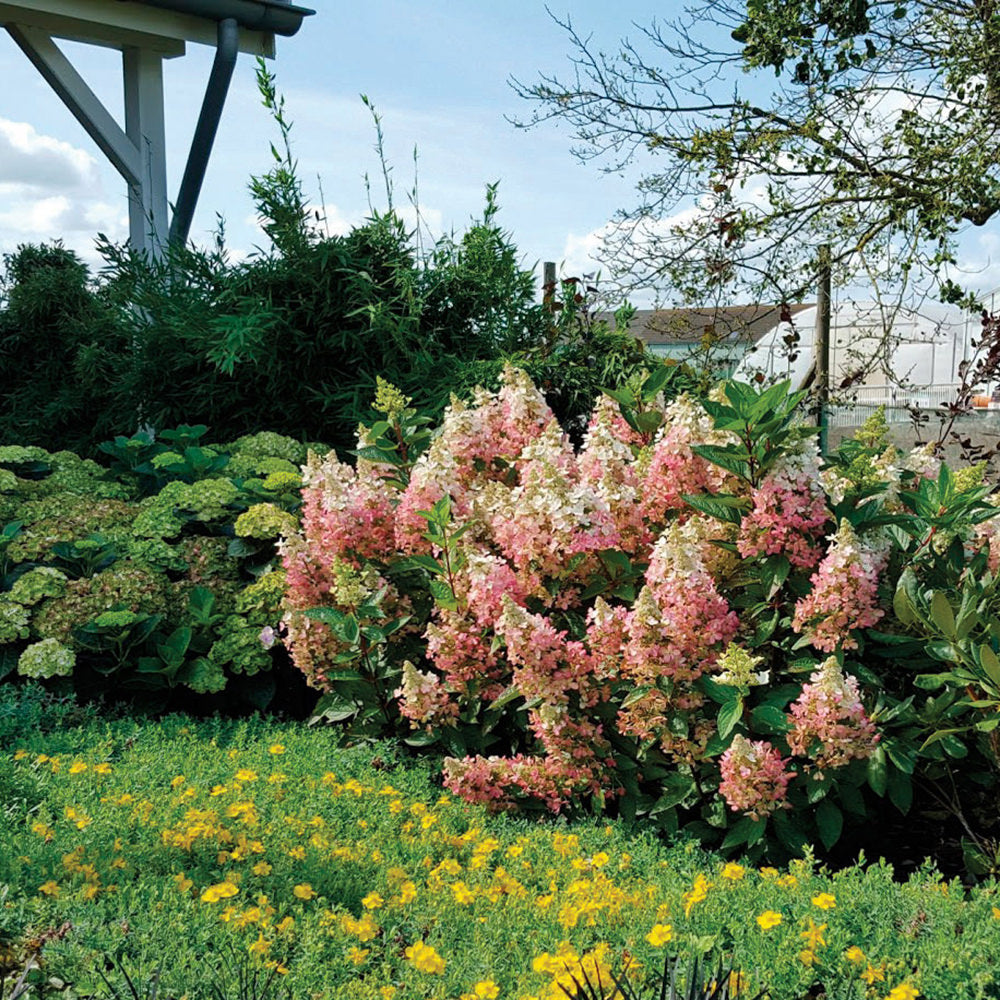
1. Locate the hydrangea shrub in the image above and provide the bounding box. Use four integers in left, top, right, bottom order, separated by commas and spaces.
0, 431, 307, 709
279, 368, 1000, 859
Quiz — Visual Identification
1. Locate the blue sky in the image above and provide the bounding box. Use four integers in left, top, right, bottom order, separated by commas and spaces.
0, 3, 663, 294
2, 2, 999, 306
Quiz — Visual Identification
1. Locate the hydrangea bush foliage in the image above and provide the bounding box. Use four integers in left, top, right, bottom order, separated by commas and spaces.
0, 431, 308, 710
279, 368, 1000, 861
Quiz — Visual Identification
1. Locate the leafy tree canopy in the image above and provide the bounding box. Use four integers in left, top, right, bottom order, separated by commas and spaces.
513, 1, 1000, 306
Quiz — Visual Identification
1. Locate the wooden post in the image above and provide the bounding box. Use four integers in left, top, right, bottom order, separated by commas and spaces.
816, 244, 832, 454
543, 261, 556, 310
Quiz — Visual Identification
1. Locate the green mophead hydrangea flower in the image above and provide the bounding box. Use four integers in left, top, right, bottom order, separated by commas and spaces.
209, 616, 272, 676
227, 455, 300, 480
17, 638, 75, 678
42, 453, 132, 499
92, 610, 146, 629
235, 570, 287, 621
150, 451, 185, 469
158, 478, 240, 522
181, 657, 227, 694
8, 567, 68, 606
7, 497, 134, 560
33, 566, 170, 644
124, 537, 187, 573
132, 500, 185, 539
230, 431, 308, 466
0, 600, 30, 643
0, 445, 50, 465
261, 470, 302, 493
234, 503, 298, 540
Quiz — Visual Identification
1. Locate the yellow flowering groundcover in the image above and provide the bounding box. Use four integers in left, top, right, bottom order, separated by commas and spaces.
1, 713, 998, 1000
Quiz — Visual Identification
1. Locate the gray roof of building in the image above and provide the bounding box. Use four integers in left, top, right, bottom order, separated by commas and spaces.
619, 303, 814, 346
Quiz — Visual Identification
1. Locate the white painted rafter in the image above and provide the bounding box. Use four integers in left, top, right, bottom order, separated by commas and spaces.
7, 24, 142, 185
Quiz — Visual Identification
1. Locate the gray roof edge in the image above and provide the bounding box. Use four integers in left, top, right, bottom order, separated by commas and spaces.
135, 0, 314, 36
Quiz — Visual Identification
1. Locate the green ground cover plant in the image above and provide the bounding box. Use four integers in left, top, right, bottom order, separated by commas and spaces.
1, 691, 997, 1000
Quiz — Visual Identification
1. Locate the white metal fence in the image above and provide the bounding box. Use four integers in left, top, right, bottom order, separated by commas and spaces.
827, 384, 966, 428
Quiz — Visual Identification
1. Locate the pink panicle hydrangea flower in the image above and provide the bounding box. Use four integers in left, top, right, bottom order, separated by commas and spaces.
424, 609, 506, 702
441, 364, 555, 467
617, 522, 738, 757
585, 597, 630, 682
637, 522, 740, 678
792, 520, 887, 652
496, 596, 605, 713
737, 444, 830, 569
291, 450, 395, 569
577, 395, 650, 555
970, 512, 1000, 573
394, 366, 555, 552
441, 751, 612, 814
718, 734, 793, 819
787, 657, 879, 771
639, 394, 730, 524
395, 659, 459, 728
480, 423, 620, 580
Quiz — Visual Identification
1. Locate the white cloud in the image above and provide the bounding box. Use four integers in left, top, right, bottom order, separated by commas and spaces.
0, 118, 126, 268
0, 117, 99, 192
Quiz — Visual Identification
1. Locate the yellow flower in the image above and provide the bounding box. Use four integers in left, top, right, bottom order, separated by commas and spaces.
347, 947, 369, 965
292, 883, 316, 900
845, 946, 866, 965
452, 882, 476, 905
885, 985, 920, 1000
171, 775, 185, 788
287, 846, 306, 860
756, 911, 782, 930
268, 744, 286, 755
361, 892, 384, 910
379, 988, 396, 1000
722, 863, 745, 881
201, 881, 239, 903
992, 906, 1000, 920
798, 950, 818, 967
94, 762, 112, 775
235, 769, 258, 782
398, 881, 417, 904
812, 892, 836, 910
800, 918, 827, 951
248, 933, 271, 957
14, 750, 28, 760
776, 874, 798, 888
253, 861, 272, 876
683, 874, 711, 917
474, 981, 500, 999
38, 881, 60, 897
645, 923, 673, 947
862, 964, 886, 985
404, 940, 445, 974
210, 785, 227, 796
590, 852, 610, 868
68, 761, 87, 774
174, 874, 193, 893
